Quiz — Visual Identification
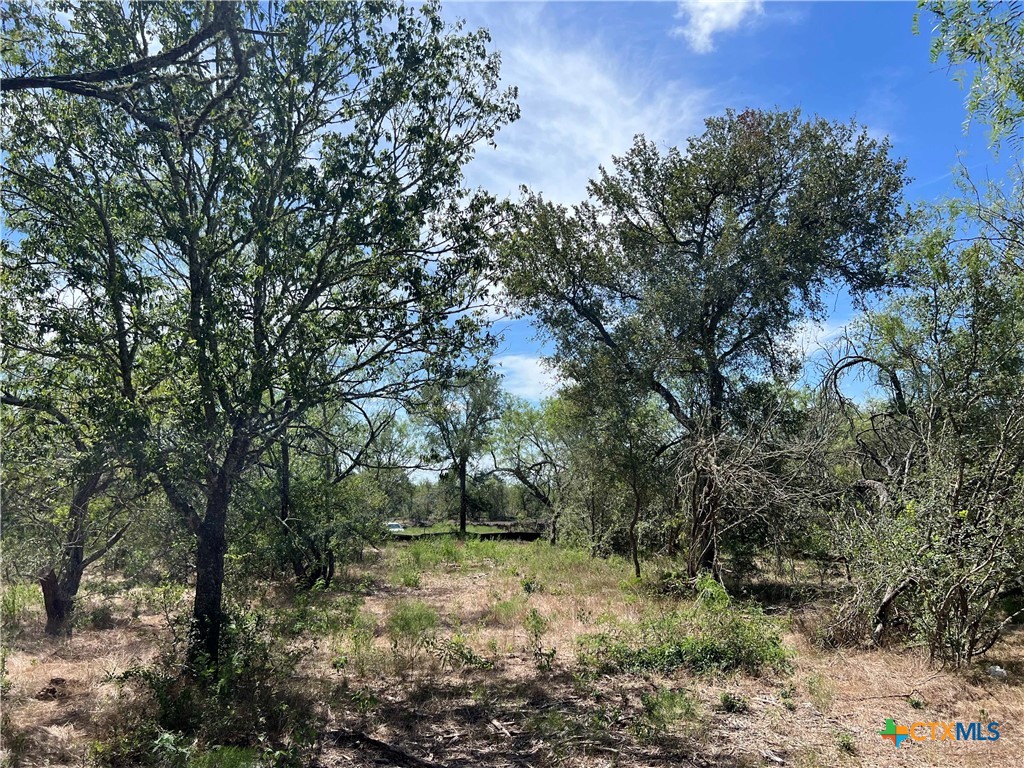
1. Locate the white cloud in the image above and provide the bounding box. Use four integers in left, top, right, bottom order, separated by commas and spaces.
789, 319, 847, 358
673, 0, 764, 54
461, 5, 713, 205
494, 354, 561, 401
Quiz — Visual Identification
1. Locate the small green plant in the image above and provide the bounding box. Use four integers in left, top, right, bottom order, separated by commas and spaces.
780, 683, 797, 711
806, 672, 835, 712
347, 686, 378, 715
1, 648, 13, 697
191, 745, 262, 768
521, 575, 542, 595
396, 568, 421, 588
386, 600, 438, 661
836, 730, 857, 755
89, 604, 116, 630
632, 688, 699, 742
908, 695, 926, 710
1, 582, 40, 630
488, 597, 523, 626
524, 607, 556, 670
345, 612, 377, 675
577, 604, 789, 676
718, 691, 749, 713
428, 634, 494, 670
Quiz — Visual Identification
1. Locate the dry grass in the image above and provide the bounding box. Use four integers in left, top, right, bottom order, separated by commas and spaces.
3, 543, 1023, 768
1, 588, 165, 768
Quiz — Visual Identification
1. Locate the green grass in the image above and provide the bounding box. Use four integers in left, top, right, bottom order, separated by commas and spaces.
577, 577, 791, 677
1, 581, 41, 630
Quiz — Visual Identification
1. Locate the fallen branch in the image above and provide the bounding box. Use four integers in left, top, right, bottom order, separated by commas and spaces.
326, 729, 450, 768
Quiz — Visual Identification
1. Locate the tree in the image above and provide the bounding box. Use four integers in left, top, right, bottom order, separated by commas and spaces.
0, 388, 141, 635
2, 1, 247, 133
492, 397, 570, 543
3, 0, 517, 663
919, 0, 1024, 144
828, 206, 1024, 664
500, 109, 908, 577
416, 367, 506, 536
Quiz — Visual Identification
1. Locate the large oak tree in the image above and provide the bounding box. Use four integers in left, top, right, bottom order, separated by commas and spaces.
499, 109, 908, 577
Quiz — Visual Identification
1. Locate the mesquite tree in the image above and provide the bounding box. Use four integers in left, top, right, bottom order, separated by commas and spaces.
415, 367, 506, 536
3, 0, 517, 663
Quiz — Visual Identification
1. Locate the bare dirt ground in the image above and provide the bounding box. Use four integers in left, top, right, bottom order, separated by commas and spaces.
2, 542, 1022, 768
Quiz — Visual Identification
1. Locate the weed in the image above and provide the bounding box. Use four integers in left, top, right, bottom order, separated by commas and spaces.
89, 604, 116, 630
632, 688, 699, 742
97, 608, 318, 767
521, 575, 543, 595
488, 597, 524, 626
806, 672, 835, 712
780, 683, 797, 711
525, 607, 557, 670
719, 691, 749, 713
386, 600, 438, 662
908, 695, 926, 710
1, 581, 40, 630
428, 634, 494, 670
396, 568, 421, 588
578, 602, 789, 676
836, 730, 857, 755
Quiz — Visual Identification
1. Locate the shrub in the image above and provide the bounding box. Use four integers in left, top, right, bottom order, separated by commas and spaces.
631, 688, 699, 742
428, 634, 494, 670
718, 691, 749, 713
1, 582, 40, 630
524, 607, 556, 670
95, 608, 318, 767
396, 568, 421, 588
577, 590, 790, 676
386, 600, 438, 659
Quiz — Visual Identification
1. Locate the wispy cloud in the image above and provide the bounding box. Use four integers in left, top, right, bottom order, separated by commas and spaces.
460, 4, 712, 205
790, 319, 847, 359
672, 0, 764, 54
494, 354, 561, 401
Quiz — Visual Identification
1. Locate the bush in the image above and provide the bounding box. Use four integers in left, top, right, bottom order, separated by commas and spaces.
1, 582, 40, 630
718, 691, 749, 713
631, 688, 699, 742
95, 609, 318, 767
386, 600, 438, 661
428, 634, 494, 670
578, 581, 790, 676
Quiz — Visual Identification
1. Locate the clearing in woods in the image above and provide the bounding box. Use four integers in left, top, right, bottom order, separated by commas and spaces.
2, 539, 1022, 768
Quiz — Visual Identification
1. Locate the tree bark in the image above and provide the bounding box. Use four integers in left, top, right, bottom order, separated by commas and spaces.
687, 472, 719, 578
629, 492, 642, 579
40, 570, 78, 636
192, 511, 228, 664
39, 473, 103, 635
458, 457, 468, 537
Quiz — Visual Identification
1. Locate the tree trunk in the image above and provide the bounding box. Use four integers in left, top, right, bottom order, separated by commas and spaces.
192, 511, 228, 664
188, 429, 249, 666
687, 470, 719, 578
458, 458, 468, 537
688, 362, 724, 578
549, 508, 560, 546
40, 570, 78, 636
39, 473, 101, 636
629, 491, 642, 579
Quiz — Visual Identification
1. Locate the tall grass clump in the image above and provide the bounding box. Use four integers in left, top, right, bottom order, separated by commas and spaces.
578, 575, 790, 676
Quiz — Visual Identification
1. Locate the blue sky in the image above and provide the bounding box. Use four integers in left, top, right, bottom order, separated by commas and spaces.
443, 1, 1004, 400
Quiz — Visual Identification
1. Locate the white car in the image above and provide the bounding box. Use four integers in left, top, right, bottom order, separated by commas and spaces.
386, 522, 405, 533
